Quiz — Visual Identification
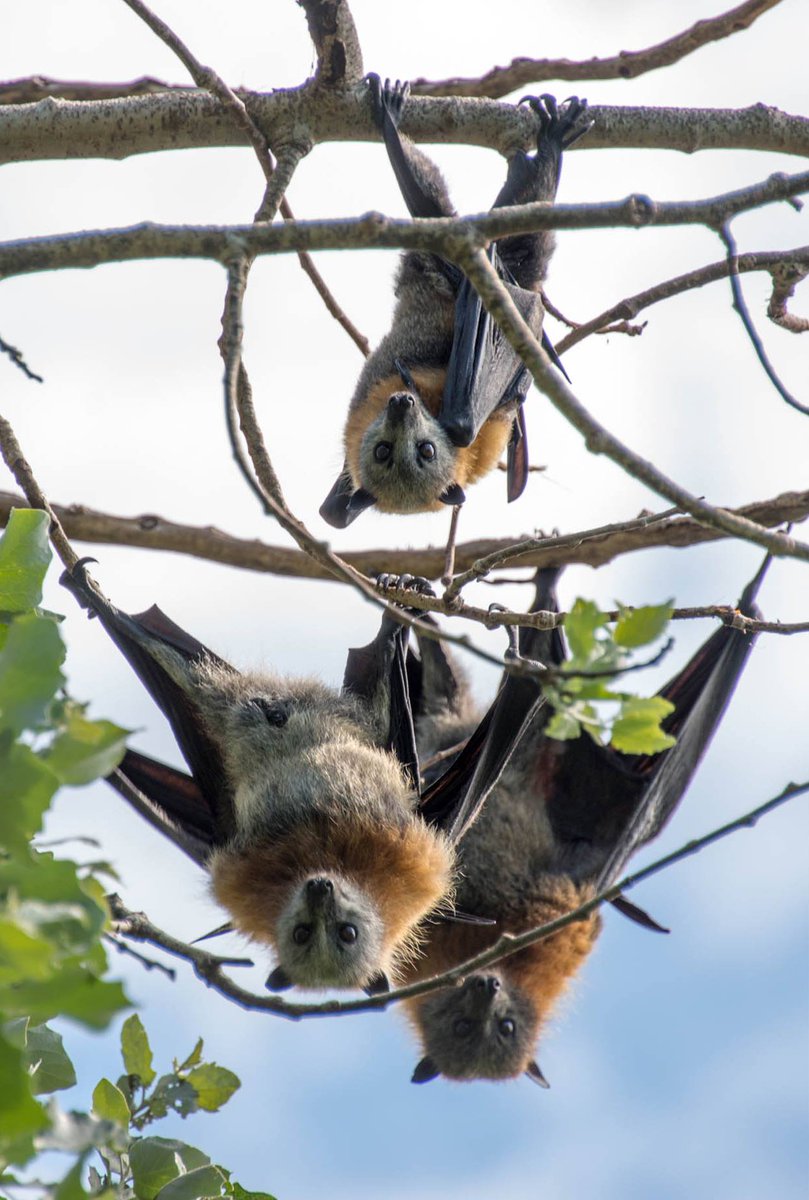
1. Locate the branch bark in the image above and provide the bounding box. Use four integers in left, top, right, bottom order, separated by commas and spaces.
1, 488, 805, 580
1, 94, 806, 165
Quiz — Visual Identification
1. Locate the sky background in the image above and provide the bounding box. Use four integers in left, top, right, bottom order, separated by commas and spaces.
2, 2, 808, 1197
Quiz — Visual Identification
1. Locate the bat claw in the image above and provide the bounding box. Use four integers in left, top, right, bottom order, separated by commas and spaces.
376, 573, 435, 600
520, 93, 593, 152
60, 556, 101, 616
367, 73, 410, 130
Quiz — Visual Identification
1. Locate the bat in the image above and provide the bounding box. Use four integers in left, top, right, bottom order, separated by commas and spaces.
61, 562, 543, 994
319, 78, 592, 527
399, 562, 766, 1084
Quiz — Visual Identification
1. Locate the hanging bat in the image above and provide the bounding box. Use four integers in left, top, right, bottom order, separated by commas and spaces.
61, 562, 543, 994
400, 562, 766, 1085
319, 78, 592, 528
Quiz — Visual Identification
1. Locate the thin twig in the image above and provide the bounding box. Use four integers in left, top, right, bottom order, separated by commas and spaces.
104, 780, 809, 1019
554, 246, 809, 355
717, 222, 809, 415
412, 0, 784, 96
767, 259, 809, 332
0, 334, 44, 383
104, 931, 176, 979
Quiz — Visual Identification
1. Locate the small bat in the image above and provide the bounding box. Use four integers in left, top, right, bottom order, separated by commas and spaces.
320, 78, 592, 527
61, 563, 542, 994
400, 562, 766, 1085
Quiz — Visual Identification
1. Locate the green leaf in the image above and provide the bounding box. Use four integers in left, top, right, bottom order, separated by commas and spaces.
614, 602, 674, 649
564, 598, 605, 663
225, 1185, 278, 1200
544, 710, 582, 741
0, 919, 55, 984
0, 613, 65, 735
45, 710, 129, 787
121, 1015, 156, 1087
92, 1078, 131, 1127
185, 1065, 240, 1113
4, 972, 129, 1029
147, 1075, 198, 1121
25, 1023, 77, 1095
130, 1137, 210, 1200
610, 696, 677, 755
54, 1156, 89, 1200
0, 741, 59, 850
157, 1165, 227, 1200
175, 1038, 204, 1073
0, 1030, 48, 1145
0, 509, 51, 613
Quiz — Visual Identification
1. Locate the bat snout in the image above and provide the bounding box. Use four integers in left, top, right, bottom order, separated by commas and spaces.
386, 391, 416, 424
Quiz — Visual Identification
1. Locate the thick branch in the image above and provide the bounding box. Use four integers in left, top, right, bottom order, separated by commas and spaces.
106, 780, 809, 1019
1, 489, 805, 580
1, 95, 806, 164
2, 168, 808, 281
296, 0, 364, 87
412, 0, 784, 97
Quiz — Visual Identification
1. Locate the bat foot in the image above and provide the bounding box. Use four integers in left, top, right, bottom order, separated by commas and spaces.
376, 573, 435, 600
519, 94, 593, 152
60, 556, 101, 616
367, 73, 410, 131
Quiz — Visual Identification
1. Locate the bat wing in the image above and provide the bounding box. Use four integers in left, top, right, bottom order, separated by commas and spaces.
62, 562, 236, 839
343, 610, 420, 791
440, 246, 542, 451
530, 560, 768, 891
108, 749, 215, 866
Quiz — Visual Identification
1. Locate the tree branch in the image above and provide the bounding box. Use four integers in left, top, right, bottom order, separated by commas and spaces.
554, 246, 809, 355
2, 167, 807, 281
453, 245, 809, 563
296, 0, 364, 88
0, 334, 43, 383
105, 780, 809, 1019
2, 94, 806, 164
412, 0, 785, 97
1, 489, 805, 582
767, 259, 809, 332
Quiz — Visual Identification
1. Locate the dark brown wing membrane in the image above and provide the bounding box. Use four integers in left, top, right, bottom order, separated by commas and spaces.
108, 749, 216, 865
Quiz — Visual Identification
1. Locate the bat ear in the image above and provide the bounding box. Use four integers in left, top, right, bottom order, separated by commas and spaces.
320, 470, 377, 528
438, 483, 466, 506
524, 1060, 551, 1089
411, 1056, 441, 1084
265, 965, 294, 992
363, 971, 391, 996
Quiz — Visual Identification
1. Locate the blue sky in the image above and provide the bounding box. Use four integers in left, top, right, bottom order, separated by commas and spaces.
3, 1, 808, 1197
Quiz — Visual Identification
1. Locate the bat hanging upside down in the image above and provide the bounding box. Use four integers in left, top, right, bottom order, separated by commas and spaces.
399, 561, 766, 1085
61, 563, 543, 995
320, 77, 592, 528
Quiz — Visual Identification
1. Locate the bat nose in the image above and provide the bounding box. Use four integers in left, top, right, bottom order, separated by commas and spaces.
474, 975, 501, 996
307, 877, 333, 897
388, 392, 415, 411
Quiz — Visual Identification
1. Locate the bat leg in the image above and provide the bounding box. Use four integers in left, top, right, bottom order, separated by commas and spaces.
366, 73, 454, 219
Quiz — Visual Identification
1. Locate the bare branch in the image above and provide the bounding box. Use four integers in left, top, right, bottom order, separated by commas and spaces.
0, 334, 43, 383
0, 75, 183, 103
105, 780, 809, 1019
1, 489, 805, 582
554, 246, 809, 355
0, 416, 79, 571
767, 259, 809, 332
412, 0, 785, 97
2, 168, 808, 282
453, 245, 809, 564
104, 931, 176, 980
296, 0, 364, 87
717, 222, 809, 415
2, 94, 806, 165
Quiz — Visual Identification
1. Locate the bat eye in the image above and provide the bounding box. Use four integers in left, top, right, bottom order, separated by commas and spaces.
251, 698, 289, 727
293, 924, 312, 945
499, 1018, 516, 1037
374, 442, 392, 463
417, 441, 436, 461
338, 923, 358, 944
452, 1018, 473, 1039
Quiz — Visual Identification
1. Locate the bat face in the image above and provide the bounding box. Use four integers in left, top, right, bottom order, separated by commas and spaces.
411, 973, 540, 1082
355, 390, 461, 514
273, 873, 386, 990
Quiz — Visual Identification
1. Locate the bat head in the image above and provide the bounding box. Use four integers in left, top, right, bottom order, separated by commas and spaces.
355, 390, 465, 514
410, 972, 544, 1083
270, 873, 390, 991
